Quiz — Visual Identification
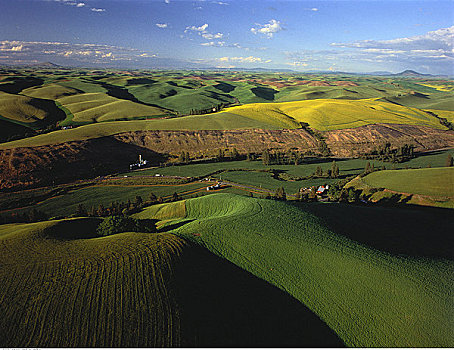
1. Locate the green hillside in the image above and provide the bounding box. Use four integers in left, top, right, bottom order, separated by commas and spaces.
362, 167, 454, 197
0, 218, 186, 347
344, 167, 454, 208
0, 113, 280, 149
0, 216, 344, 347
135, 194, 454, 347
56, 92, 168, 123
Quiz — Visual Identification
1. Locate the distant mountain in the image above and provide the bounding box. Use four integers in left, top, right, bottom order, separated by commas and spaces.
366, 71, 394, 76
215, 67, 296, 73
392, 70, 433, 77
29, 61, 62, 68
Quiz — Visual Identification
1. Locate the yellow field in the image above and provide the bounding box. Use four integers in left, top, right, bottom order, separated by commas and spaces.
0, 92, 49, 124
220, 98, 446, 131
57, 93, 166, 122
0, 97, 449, 150
430, 109, 454, 123
418, 83, 454, 92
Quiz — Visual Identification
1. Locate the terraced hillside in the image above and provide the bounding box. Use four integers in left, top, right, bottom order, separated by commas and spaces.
135, 194, 454, 347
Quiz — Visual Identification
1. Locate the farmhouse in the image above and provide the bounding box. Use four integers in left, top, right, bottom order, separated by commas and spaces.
316, 185, 329, 195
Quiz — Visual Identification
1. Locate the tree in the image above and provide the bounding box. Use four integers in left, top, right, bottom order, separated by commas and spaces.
178, 151, 185, 162
75, 203, 87, 217
262, 149, 271, 165
315, 166, 323, 177
97, 204, 106, 217
364, 162, 372, 174
446, 154, 453, 167
347, 188, 359, 202
216, 149, 225, 162
331, 161, 339, 178
308, 186, 317, 201
135, 195, 143, 207
274, 187, 286, 201
231, 148, 239, 160
171, 192, 181, 202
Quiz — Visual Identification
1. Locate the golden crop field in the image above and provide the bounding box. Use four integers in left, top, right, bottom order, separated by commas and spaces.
220, 98, 446, 131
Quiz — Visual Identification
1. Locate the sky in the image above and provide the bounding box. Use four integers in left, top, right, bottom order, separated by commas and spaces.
0, 0, 453, 74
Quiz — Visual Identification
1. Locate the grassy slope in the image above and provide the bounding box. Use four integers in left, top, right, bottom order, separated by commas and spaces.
0, 92, 50, 124
137, 194, 454, 347
219, 98, 446, 131
0, 113, 279, 149
362, 167, 454, 197
4, 183, 207, 218
21, 83, 81, 100
0, 214, 345, 347
56, 93, 167, 123
385, 91, 454, 111
0, 218, 186, 347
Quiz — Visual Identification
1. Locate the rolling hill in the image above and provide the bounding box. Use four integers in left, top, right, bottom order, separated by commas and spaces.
0, 216, 343, 347
346, 167, 454, 208
134, 193, 454, 347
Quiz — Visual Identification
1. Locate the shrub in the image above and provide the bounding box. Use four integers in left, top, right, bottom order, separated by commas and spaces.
96, 216, 156, 237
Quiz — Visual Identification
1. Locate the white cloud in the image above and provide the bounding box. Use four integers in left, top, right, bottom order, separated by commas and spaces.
201, 32, 223, 40
286, 61, 308, 67
201, 41, 225, 47
216, 56, 269, 63
185, 23, 209, 33
0, 40, 158, 65
213, 1, 228, 4
251, 19, 283, 38
310, 8, 318, 11
53, 0, 86, 7
165, 0, 170, 3
156, 23, 169, 28
91, 8, 105, 12
331, 26, 454, 52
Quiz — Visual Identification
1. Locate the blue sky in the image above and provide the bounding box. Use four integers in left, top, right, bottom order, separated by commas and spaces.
0, 0, 453, 74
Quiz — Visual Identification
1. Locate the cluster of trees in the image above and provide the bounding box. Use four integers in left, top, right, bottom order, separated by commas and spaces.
366, 143, 415, 163
313, 161, 340, 178
96, 216, 156, 237
261, 149, 319, 166
188, 103, 226, 115
178, 151, 191, 163
0, 208, 49, 224
215, 148, 241, 162
80, 195, 149, 218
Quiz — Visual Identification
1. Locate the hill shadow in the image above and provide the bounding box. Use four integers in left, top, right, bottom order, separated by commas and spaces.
0, 76, 44, 94
298, 202, 454, 260
175, 244, 344, 347
251, 86, 278, 101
